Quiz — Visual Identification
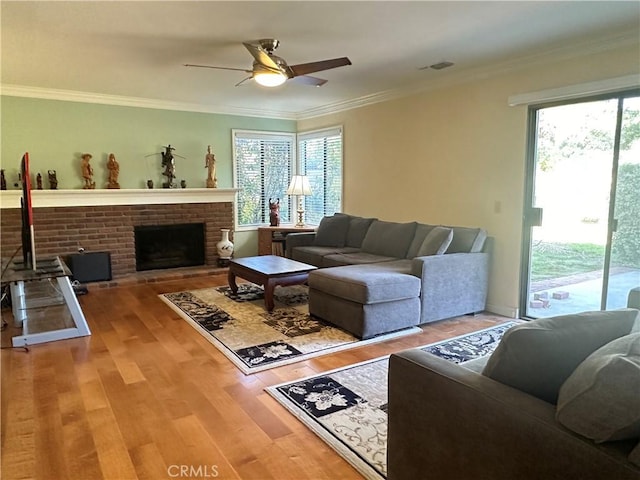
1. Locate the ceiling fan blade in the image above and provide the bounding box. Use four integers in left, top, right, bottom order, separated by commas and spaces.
290, 75, 328, 87
287, 57, 351, 77
184, 64, 251, 73
242, 42, 280, 71
235, 76, 253, 87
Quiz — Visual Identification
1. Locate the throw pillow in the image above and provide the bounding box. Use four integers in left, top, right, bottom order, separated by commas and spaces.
345, 216, 376, 248
313, 215, 350, 247
405, 223, 435, 258
446, 227, 487, 253
482, 309, 640, 404
416, 226, 453, 256
556, 333, 640, 443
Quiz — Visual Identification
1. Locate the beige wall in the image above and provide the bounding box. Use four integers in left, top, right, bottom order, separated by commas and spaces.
298, 44, 640, 317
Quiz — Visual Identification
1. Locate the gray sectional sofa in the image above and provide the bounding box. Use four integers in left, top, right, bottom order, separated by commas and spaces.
387, 309, 640, 479
286, 213, 490, 338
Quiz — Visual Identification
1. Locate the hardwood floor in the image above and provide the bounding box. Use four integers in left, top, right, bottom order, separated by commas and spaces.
1, 273, 511, 480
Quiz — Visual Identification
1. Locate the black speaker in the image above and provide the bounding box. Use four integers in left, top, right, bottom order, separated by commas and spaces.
68, 252, 112, 283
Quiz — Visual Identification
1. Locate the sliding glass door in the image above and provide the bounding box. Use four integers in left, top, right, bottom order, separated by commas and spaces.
521, 91, 640, 318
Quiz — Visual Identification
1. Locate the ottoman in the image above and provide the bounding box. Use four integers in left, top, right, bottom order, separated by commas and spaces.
308, 263, 421, 339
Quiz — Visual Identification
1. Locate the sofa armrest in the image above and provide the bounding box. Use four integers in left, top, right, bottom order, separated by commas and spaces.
411, 252, 489, 322
387, 350, 640, 480
285, 232, 316, 258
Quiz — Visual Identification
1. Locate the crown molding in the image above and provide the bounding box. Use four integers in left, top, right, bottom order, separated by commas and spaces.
0, 85, 298, 120
296, 28, 640, 120
1, 29, 637, 122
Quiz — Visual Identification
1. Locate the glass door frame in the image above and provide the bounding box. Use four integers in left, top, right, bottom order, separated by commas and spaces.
519, 88, 640, 320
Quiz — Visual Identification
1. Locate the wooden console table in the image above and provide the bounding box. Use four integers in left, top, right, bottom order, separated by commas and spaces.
257, 226, 316, 256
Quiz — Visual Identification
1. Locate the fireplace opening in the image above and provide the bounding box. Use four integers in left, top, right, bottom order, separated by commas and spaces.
134, 223, 205, 272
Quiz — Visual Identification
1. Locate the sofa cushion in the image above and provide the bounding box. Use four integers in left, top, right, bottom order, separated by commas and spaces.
345, 216, 376, 248
556, 333, 640, 443
447, 227, 487, 253
482, 309, 640, 404
322, 252, 398, 267
360, 220, 417, 258
309, 265, 420, 304
417, 226, 453, 256
291, 245, 359, 267
405, 223, 436, 258
314, 215, 350, 247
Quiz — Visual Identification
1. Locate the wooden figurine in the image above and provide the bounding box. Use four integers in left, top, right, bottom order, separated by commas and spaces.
48, 170, 58, 189
269, 198, 280, 226
205, 145, 217, 188
36, 173, 43, 190
81, 153, 95, 189
107, 153, 120, 189
1, 169, 6, 190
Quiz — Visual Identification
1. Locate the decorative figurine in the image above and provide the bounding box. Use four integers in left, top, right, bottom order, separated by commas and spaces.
147, 179, 154, 189
81, 153, 95, 189
36, 173, 43, 190
48, 170, 58, 189
107, 153, 120, 189
180, 179, 187, 188
145, 144, 185, 189
269, 198, 280, 226
205, 145, 217, 188
1, 169, 6, 190
161, 145, 177, 188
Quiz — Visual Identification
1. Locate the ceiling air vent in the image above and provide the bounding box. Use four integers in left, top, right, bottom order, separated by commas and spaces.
429, 61, 454, 70
419, 61, 455, 71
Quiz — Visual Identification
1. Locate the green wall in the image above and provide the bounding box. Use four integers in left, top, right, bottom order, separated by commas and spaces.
0, 96, 295, 190
0, 95, 296, 257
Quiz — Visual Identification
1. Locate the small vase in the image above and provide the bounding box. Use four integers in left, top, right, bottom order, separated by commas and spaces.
216, 229, 234, 264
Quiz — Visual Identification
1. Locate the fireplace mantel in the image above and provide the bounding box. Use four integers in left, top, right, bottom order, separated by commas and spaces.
0, 188, 238, 209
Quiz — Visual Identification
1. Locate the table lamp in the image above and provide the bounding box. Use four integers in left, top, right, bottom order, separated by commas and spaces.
286, 175, 312, 227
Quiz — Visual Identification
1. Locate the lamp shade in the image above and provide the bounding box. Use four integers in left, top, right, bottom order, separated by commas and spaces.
286, 175, 312, 196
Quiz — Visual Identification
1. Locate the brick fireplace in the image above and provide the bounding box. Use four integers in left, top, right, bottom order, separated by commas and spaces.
0, 189, 236, 279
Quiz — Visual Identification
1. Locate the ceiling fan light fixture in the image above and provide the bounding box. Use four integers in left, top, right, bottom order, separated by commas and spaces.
254, 71, 287, 87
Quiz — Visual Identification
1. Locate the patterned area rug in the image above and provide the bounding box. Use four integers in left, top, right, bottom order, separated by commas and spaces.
160, 284, 421, 374
266, 322, 517, 479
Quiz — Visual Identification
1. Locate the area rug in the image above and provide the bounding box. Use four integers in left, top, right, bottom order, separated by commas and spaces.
266, 321, 517, 479
160, 284, 421, 374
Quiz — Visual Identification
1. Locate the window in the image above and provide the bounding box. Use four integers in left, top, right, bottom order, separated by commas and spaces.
233, 130, 295, 228
233, 126, 343, 229
298, 126, 343, 225
520, 90, 640, 318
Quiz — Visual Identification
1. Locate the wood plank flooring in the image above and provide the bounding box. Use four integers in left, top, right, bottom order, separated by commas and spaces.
1, 273, 511, 480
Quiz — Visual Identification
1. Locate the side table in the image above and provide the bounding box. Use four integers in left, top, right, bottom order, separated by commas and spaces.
258, 225, 316, 256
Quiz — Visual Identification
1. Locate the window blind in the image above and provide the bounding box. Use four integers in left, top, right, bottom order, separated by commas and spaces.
233, 130, 295, 227
298, 126, 343, 225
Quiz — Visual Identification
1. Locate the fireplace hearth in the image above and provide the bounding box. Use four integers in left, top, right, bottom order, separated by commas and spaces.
135, 223, 205, 272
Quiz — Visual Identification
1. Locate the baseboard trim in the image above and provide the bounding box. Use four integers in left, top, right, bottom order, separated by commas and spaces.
486, 304, 519, 319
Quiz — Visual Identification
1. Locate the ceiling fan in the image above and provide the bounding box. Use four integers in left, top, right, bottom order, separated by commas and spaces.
185, 39, 352, 87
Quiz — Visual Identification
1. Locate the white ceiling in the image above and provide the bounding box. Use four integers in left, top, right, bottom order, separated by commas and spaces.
2, 1, 639, 119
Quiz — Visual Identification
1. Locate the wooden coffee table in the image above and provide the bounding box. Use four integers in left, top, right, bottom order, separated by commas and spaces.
228, 255, 317, 311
